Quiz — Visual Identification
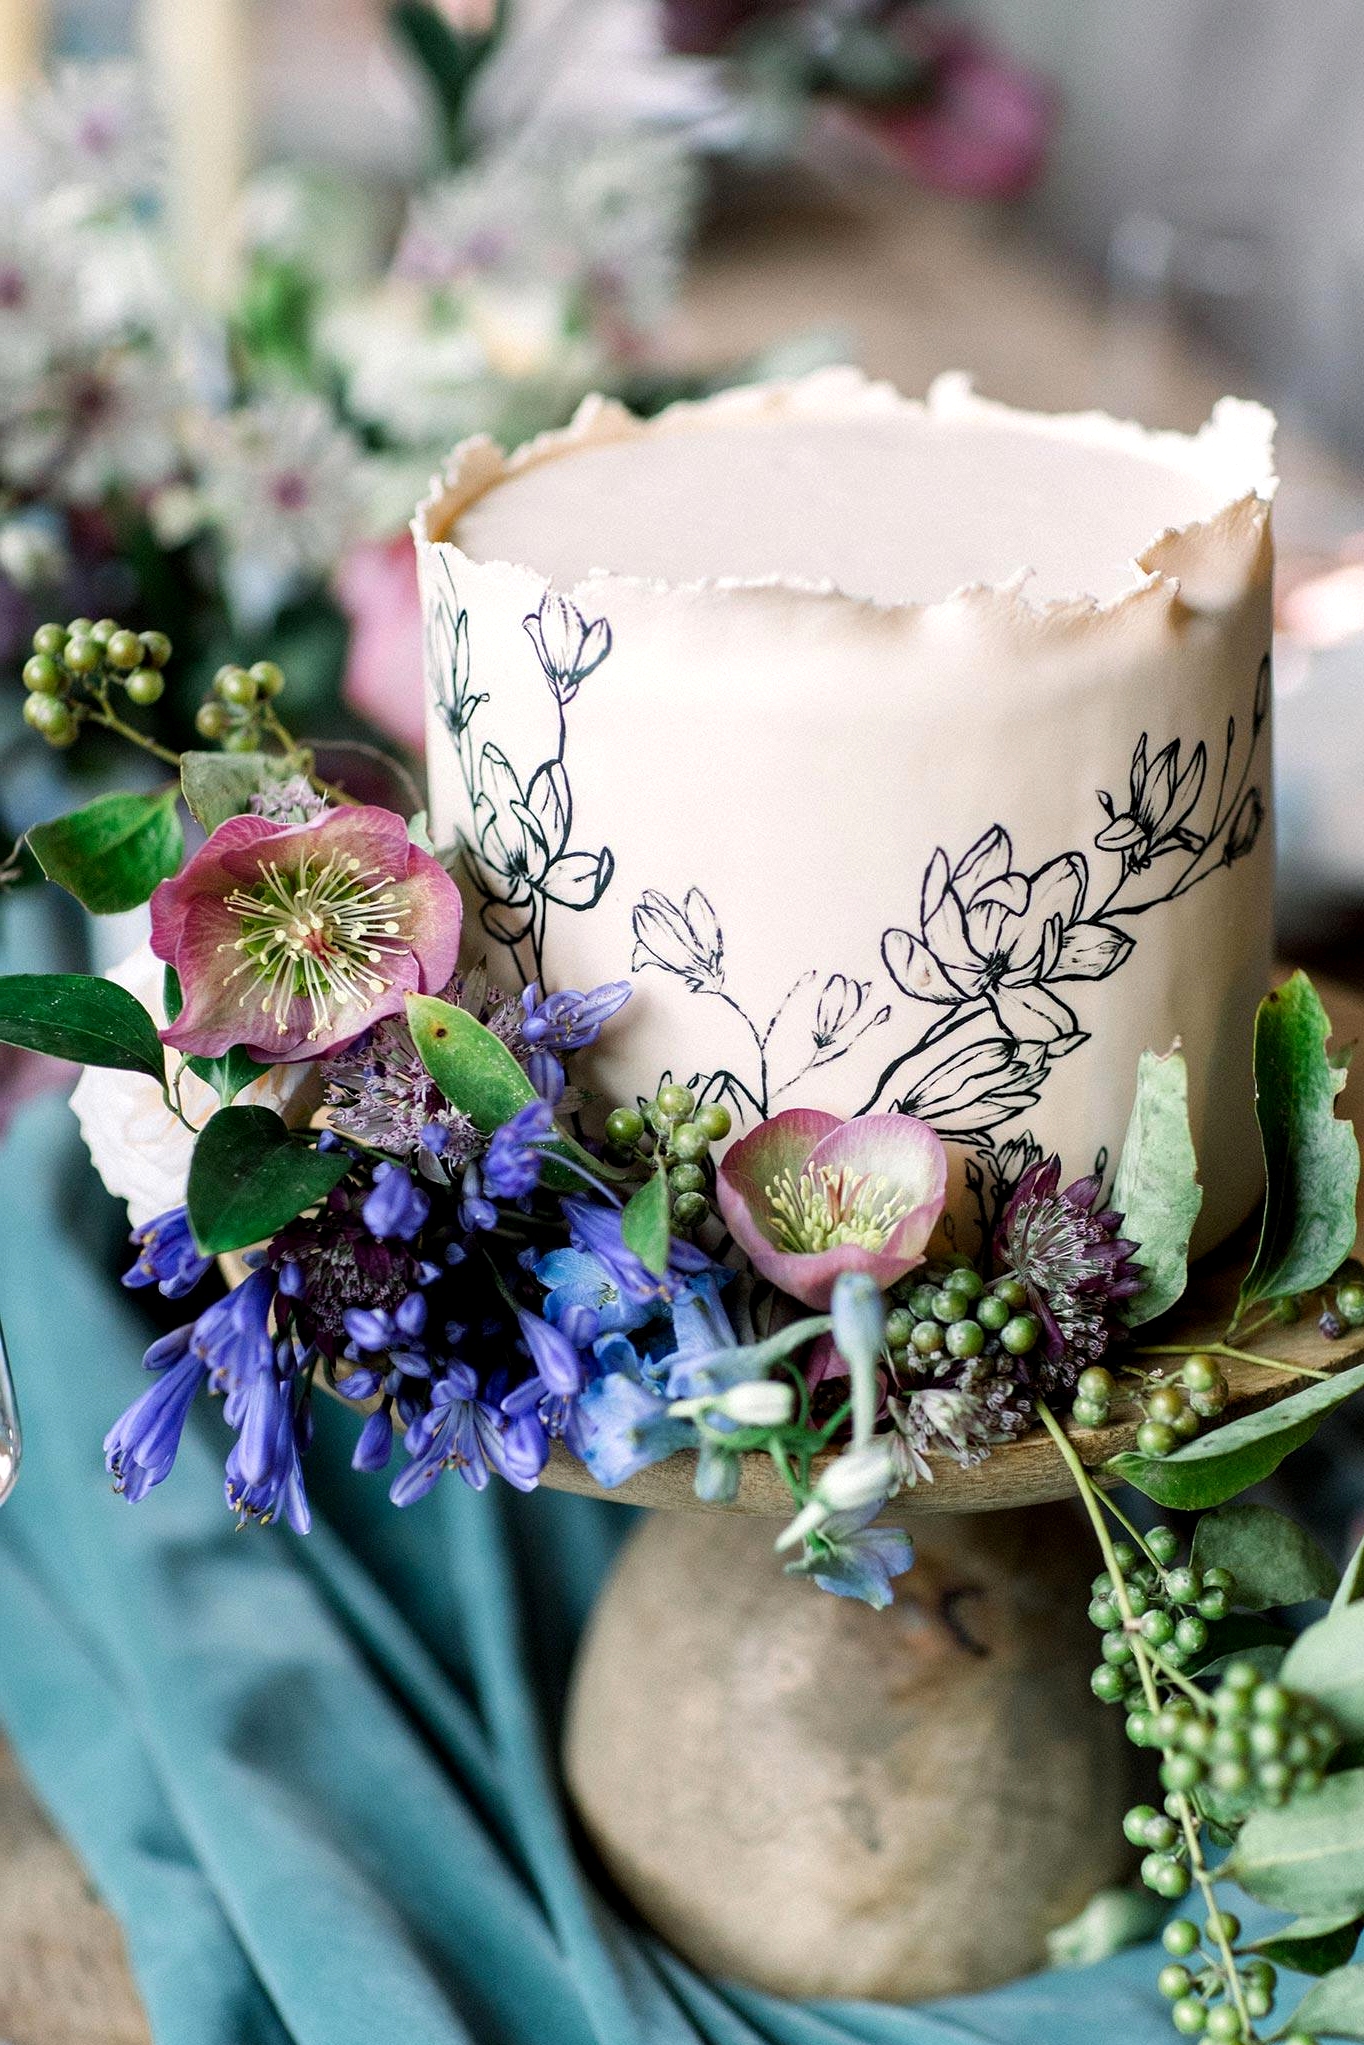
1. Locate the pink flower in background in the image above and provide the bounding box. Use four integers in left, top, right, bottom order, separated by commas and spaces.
336, 534, 426, 755
150, 806, 462, 1062
0, 1041, 73, 1140
862, 24, 1053, 199
716, 1107, 947, 1309
432, 0, 498, 30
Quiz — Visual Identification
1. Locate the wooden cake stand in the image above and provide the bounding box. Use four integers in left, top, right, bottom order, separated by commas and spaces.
544, 1233, 1364, 2002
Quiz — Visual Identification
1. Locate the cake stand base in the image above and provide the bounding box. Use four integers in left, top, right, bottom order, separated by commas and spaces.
564, 1502, 1137, 2002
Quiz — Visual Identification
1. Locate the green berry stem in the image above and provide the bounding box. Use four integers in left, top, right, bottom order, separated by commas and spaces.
1039, 1401, 1258, 2041
1138, 1340, 1331, 1385
85, 687, 182, 768
1097, 1489, 1164, 1571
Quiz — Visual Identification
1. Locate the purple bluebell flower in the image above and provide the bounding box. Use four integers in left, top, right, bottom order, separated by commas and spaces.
562, 1198, 709, 1311
519, 979, 632, 1053
784, 1503, 914, 1608
482, 1098, 555, 1201
224, 1376, 311, 1533
533, 1244, 659, 1337
459, 1164, 498, 1233
353, 1406, 394, 1472
192, 1268, 277, 1400
390, 1362, 546, 1505
343, 1292, 428, 1354
527, 1050, 565, 1105
516, 1309, 582, 1396
572, 1371, 694, 1488
103, 1326, 209, 1501
122, 1207, 213, 1299
362, 1163, 430, 1242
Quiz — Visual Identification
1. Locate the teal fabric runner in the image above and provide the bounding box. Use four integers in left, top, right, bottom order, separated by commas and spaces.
0, 1096, 1265, 2045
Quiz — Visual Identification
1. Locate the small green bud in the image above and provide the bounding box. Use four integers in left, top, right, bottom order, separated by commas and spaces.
1203, 1910, 1240, 1945
945, 1318, 985, 1359
1165, 1565, 1199, 1604
1203, 1568, 1237, 1597
31, 622, 67, 659
1190, 1370, 1229, 1418
911, 1319, 943, 1357
1205, 2005, 1243, 2042
124, 667, 164, 706
1146, 1383, 1188, 1425
1210, 1758, 1249, 1795
1171, 1997, 1208, 2036
1136, 1419, 1177, 1457
1152, 1858, 1192, 1900
1161, 1918, 1199, 1958
672, 1191, 709, 1230
1197, 1587, 1230, 1622
695, 1103, 731, 1143
668, 1163, 706, 1197
1160, 1753, 1204, 1794
248, 659, 284, 697
66, 616, 93, 637
216, 665, 258, 706
1123, 1803, 1159, 1846
1170, 1404, 1201, 1441
195, 700, 232, 741
23, 692, 75, 740
105, 628, 142, 671
944, 1265, 984, 1300
605, 1106, 645, 1149
1148, 1525, 1180, 1566
1070, 1397, 1107, 1430
1077, 1365, 1117, 1404
670, 1122, 710, 1165
1158, 1964, 1193, 2001
90, 617, 118, 645
22, 653, 62, 694
1140, 1608, 1175, 1647
1091, 1663, 1127, 1703
221, 725, 261, 753
975, 1292, 1010, 1331
1174, 1615, 1207, 1656
1125, 1709, 1154, 1745
1252, 1683, 1291, 1722
655, 1082, 694, 1122
884, 1308, 914, 1351
1336, 1281, 1364, 1326
63, 634, 99, 675
1000, 1313, 1040, 1355
1144, 1813, 1178, 1851
139, 629, 172, 668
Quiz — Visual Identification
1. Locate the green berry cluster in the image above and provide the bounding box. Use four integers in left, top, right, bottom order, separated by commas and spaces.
1088, 1539, 1233, 1723
885, 1263, 1040, 1372
20, 617, 172, 747
1151, 1910, 1286, 2038
194, 661, 287, 752
1133, 1353, 1230, 1458
605, 1083, 731, 1233
1151, 1661, 1340, 1809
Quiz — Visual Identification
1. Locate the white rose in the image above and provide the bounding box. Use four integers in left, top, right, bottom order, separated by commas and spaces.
71, 941, 323, 1228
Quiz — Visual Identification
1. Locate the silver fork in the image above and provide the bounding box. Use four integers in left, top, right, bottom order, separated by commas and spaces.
0, 1318, 19, 1504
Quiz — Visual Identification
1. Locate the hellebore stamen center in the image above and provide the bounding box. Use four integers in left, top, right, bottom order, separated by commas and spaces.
764, 1165, 910, 1255
216, 851, 409, 1039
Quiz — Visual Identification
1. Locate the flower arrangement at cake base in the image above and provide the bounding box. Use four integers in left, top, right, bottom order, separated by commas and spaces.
4, 616, 1364, 2037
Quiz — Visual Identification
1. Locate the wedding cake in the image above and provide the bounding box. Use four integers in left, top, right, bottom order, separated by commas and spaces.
415, 369, 1276, 1253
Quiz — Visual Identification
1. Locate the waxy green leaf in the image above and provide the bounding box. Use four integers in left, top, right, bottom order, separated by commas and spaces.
0, 972, 165, 1082
1235, 973, 1360, 1328
179, 751, 296, 835
1227, 1770, 1364, 1917
1272, 1962, 1364, 2038
1282, 1601, 1364, 1740
163, 966, 270, 1106
1335, 1532, 1364, 1616
1253, 1912, 1362, 1979
621, 1168, 670, 1279
186, 1106, 351, 1255
1113, 1045, 1203, 1325
28, 788, 183, 914
1191, 1501, 1339, 1611
1107, 1358, 1364, 1510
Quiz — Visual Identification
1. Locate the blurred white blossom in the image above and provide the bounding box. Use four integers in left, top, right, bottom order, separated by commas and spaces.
26, 63, 164, 220
195, 394, 367, 581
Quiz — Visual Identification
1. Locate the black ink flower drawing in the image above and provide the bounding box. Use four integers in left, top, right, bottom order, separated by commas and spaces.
630, 885, 890, 1121
428, 559, 615, 985
1095, 735, 1206, 876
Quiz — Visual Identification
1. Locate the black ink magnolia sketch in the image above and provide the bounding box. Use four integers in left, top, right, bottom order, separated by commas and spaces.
631, 886, 891, 1122
428, 559, 616, 987
632, 654, 1269, 1154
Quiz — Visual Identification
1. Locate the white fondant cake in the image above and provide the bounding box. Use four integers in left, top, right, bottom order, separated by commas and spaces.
416, 370, 1276, 1254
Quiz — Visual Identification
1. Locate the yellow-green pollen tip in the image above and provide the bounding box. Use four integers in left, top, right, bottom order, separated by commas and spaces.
217, 851, 409, 1040
764, 1165, 910, 1255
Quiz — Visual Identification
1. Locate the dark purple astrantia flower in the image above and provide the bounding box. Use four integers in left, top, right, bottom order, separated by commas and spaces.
995, 1158, 1142, 1388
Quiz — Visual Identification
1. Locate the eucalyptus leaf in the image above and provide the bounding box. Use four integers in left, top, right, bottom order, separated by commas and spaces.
1113, 1046, 1203, 1325
667, 1315, 833, 1399
1282, 1603, 1364, 1740
621, 1169, 670, 1279
1191, 1501, 1339, 1611
1273, 1962, 1364, 2039
1252, 1911, 1362, 1978
28, 789, 183, 914
186, 1106, 351, 1255
1107, 1359, 1364, 1510
179, 751, 297, 834
1334, 1532, 1364, 1616
1227, 1770, 1364, 1917
0, 972, 165, 1082
1045, 1887, 1168, 1969
163, 965, 270, 1105
1235, 973, 1361, 1328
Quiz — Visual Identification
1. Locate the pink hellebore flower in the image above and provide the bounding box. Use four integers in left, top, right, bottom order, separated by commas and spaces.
864, 26, 1053, 200
150, 806, 462, 1063
716, 1108, 947, 1311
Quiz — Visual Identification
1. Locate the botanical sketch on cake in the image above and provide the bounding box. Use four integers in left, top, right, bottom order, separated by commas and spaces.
427, 558, 616, 986
630, 655, 1269, 1169
631, 886, 891, 1121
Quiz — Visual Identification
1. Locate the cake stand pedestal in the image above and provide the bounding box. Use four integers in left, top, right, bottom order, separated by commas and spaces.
545, 1242, 1364, 2002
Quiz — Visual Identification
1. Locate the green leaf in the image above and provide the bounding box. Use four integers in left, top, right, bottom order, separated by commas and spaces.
1045, 1887, 1168, 1969
1252, 1911, 1362, 1978
405, 992, 611, 1196
1334, 1533, 1364, 1616
390, 0, 504, 166
163, 966, 269, 1106
1113, 1046, 1203, 1325
179, 751, 295, 834
1227, 1770, 1364, 1917
1235, 973, 1361, 1328
1106, 1358, 1364, 1510
0, 972, 166, 1082
1282, 1603, 1364, 1740
1191, 1502, 1340, 1611
621, 1169, 670, 1279
1273, 1963, 1364, 2038
27, 789, 183, 914
186, 1106, 351, 1255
